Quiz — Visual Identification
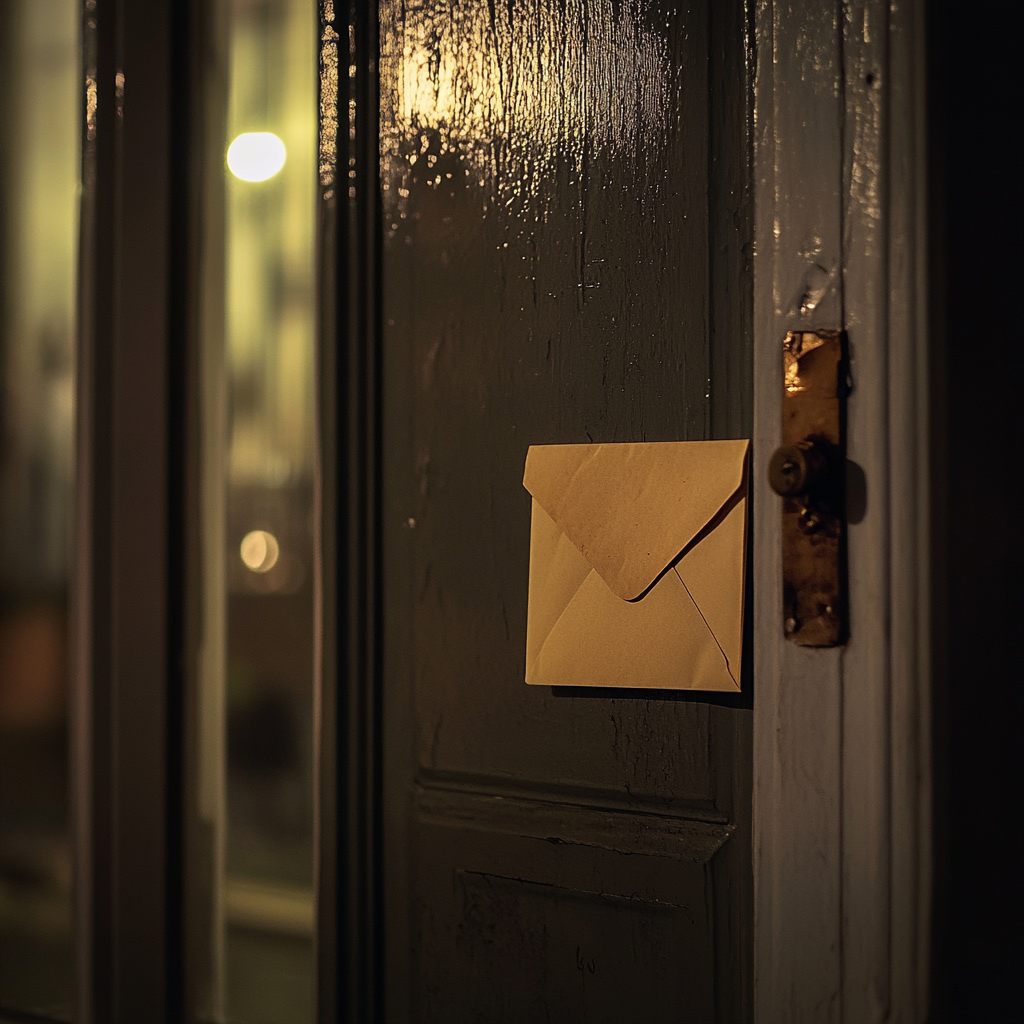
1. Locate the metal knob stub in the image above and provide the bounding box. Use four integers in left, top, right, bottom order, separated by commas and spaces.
767, 440, 829, 499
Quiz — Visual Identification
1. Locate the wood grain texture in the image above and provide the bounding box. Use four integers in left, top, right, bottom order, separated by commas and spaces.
412, 822, 719, 1024
380, 0, 755, 1019
840, 2, 893, 1017
753, 0, 845, 1018
380, 0, 729, 816
415, 782, 735, 863
753, 0, 931, 1020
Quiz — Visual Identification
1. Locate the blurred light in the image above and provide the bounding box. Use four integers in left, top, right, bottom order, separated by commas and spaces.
227, 132, 287, 182
240, 530, 280, 573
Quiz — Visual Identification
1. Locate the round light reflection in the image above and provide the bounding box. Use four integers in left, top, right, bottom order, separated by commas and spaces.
226, 132, 287, 182
240, 530, 280, 573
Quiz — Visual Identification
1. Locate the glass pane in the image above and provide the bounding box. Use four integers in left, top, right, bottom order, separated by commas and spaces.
0, 0, 78, 1018
191, 0, 317, 1020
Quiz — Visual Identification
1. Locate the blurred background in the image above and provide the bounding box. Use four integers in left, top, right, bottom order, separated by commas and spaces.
200, 0, 318, 1020
0, 0, 78, 1018
0, 0, 318, 1020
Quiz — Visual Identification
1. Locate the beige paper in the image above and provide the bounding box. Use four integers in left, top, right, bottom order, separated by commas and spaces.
523, 440, 749, 691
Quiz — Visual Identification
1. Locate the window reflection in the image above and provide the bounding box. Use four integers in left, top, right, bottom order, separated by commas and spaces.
0, 0, 78, 1018
194, 0, 317, 1020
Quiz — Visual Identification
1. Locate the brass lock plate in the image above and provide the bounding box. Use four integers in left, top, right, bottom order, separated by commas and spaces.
768, 330, 847, 646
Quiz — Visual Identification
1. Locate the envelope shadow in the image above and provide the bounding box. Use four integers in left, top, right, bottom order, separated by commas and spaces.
550, 685, 752, 709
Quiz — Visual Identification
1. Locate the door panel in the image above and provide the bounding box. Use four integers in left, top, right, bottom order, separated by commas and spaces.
380, 0, 752, 1018
413, 792, 725, 1024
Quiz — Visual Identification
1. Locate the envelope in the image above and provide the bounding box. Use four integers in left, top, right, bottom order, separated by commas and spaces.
523, 440, 750, 691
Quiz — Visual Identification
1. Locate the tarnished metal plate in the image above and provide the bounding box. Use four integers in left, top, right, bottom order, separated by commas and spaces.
775, 330, 846, 646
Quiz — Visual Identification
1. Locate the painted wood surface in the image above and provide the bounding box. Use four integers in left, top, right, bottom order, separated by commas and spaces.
378, 0, 755, 1019
752, 0, 931, 1020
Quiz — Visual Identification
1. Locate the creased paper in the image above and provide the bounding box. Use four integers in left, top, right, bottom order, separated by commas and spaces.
524, 440, 749, 691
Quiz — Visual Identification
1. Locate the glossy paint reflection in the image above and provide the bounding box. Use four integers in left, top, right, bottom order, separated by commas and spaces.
382, 0, 679, 214
381, 0, 721, 796
380, 0, 711, 442
380, 0, 753, 1015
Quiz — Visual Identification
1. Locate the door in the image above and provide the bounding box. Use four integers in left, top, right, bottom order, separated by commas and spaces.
376, 1, 754, 1020
0, 0, 937, 1019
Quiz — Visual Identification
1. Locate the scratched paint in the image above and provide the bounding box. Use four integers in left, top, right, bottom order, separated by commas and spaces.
381, 1, 753, 1015
381, 0, 754, 808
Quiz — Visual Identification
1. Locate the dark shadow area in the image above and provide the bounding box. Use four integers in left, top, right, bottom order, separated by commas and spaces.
845, 459, 867, 525
930, 2, 1024, 1019
551, 686, 752, 710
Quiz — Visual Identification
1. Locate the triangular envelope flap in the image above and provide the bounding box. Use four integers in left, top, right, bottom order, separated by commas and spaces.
523, 440, 749, 601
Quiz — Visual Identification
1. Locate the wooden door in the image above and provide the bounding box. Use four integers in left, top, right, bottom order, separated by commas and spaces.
377, 1, 753, 1020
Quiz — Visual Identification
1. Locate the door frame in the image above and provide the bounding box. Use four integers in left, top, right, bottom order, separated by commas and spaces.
751, 0, 932, 1019
72, 0, 179, 1019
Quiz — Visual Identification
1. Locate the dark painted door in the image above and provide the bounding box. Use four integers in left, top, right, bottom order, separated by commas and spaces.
379, 1, 753, 1019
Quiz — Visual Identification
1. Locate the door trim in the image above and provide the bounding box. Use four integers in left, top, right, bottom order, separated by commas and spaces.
751, 0, 932, 1019
316, 0, 386, 1021
73, 0, 179, 1020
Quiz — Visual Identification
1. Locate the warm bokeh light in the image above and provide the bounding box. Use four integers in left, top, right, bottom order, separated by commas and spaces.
206, 4, 317, 1016
239, 529, 280, 573
226, 132, 287, 182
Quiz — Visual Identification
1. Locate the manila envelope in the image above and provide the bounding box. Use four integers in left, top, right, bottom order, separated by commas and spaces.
523, 440, 750, 691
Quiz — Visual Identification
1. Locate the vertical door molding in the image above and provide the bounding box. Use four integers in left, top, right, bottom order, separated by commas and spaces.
316, 0, 385, 1021
73, 0, 179, 1020
752, 0, 931, 1020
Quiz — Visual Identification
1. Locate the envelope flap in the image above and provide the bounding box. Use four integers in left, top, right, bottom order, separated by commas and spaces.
523, 440, 749, 601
